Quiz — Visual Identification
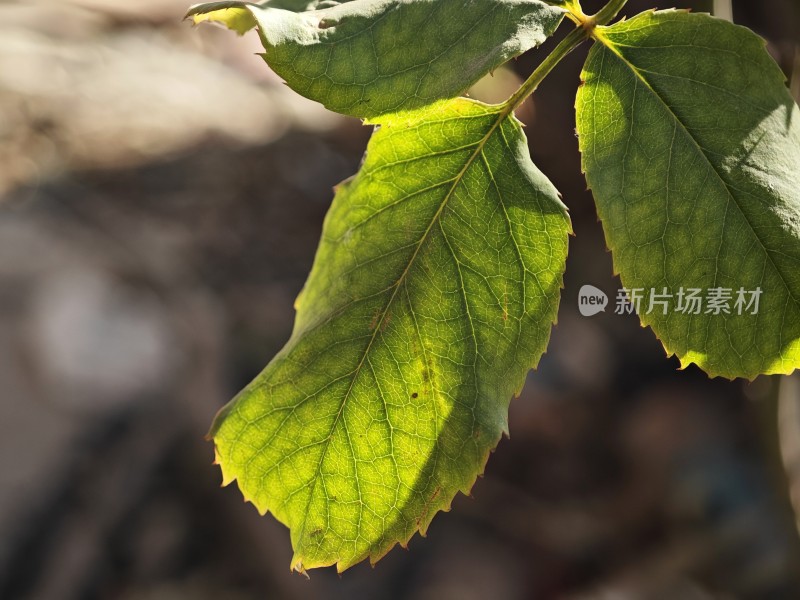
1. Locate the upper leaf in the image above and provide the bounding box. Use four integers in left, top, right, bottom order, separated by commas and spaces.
576, 10, 800, 379
187, 0, 565, 117
209, 98, 570, 571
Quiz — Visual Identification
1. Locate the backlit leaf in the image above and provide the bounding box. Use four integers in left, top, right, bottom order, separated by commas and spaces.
209, 98, 570, 571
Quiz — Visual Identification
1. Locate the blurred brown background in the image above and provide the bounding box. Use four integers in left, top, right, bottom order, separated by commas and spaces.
1, 0, 800, 598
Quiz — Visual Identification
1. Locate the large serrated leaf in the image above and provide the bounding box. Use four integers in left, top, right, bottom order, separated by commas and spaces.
187, 0, 565, 118
576, 10, 800, 379
209, 98, 570, 571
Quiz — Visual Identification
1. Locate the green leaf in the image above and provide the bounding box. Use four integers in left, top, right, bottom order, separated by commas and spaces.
210, 98, 570, 571
187, 0, 565, 117
576, 10, 800, 379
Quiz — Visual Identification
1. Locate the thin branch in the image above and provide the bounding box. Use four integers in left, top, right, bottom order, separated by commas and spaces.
713, 0, 733, 22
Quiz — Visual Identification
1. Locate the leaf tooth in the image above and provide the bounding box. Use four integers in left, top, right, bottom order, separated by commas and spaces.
253, 500, 268, 516
334, 558, 351, 574
215, 449, 236, 487
235, 481, 269, 515
289, 557, 310, 577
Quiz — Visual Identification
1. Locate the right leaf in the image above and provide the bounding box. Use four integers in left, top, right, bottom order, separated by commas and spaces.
577, 9, 800, 379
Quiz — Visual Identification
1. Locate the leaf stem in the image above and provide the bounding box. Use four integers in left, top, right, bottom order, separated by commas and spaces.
504, 26, 588, 113
590, 0, 629, 29
713, 0, 734, 22
504, 0, 629, 113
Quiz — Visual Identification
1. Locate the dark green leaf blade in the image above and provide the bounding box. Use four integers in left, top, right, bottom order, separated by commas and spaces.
187, 0, 565, 117
210, 98, 570, 571
576, 9, 800, 379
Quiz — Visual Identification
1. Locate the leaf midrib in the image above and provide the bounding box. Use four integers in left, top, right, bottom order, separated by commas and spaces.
293, 104, 515, 561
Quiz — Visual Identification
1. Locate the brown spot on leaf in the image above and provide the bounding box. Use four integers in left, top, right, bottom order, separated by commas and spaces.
368, 309, 381, 330
380, 310, 392, 332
